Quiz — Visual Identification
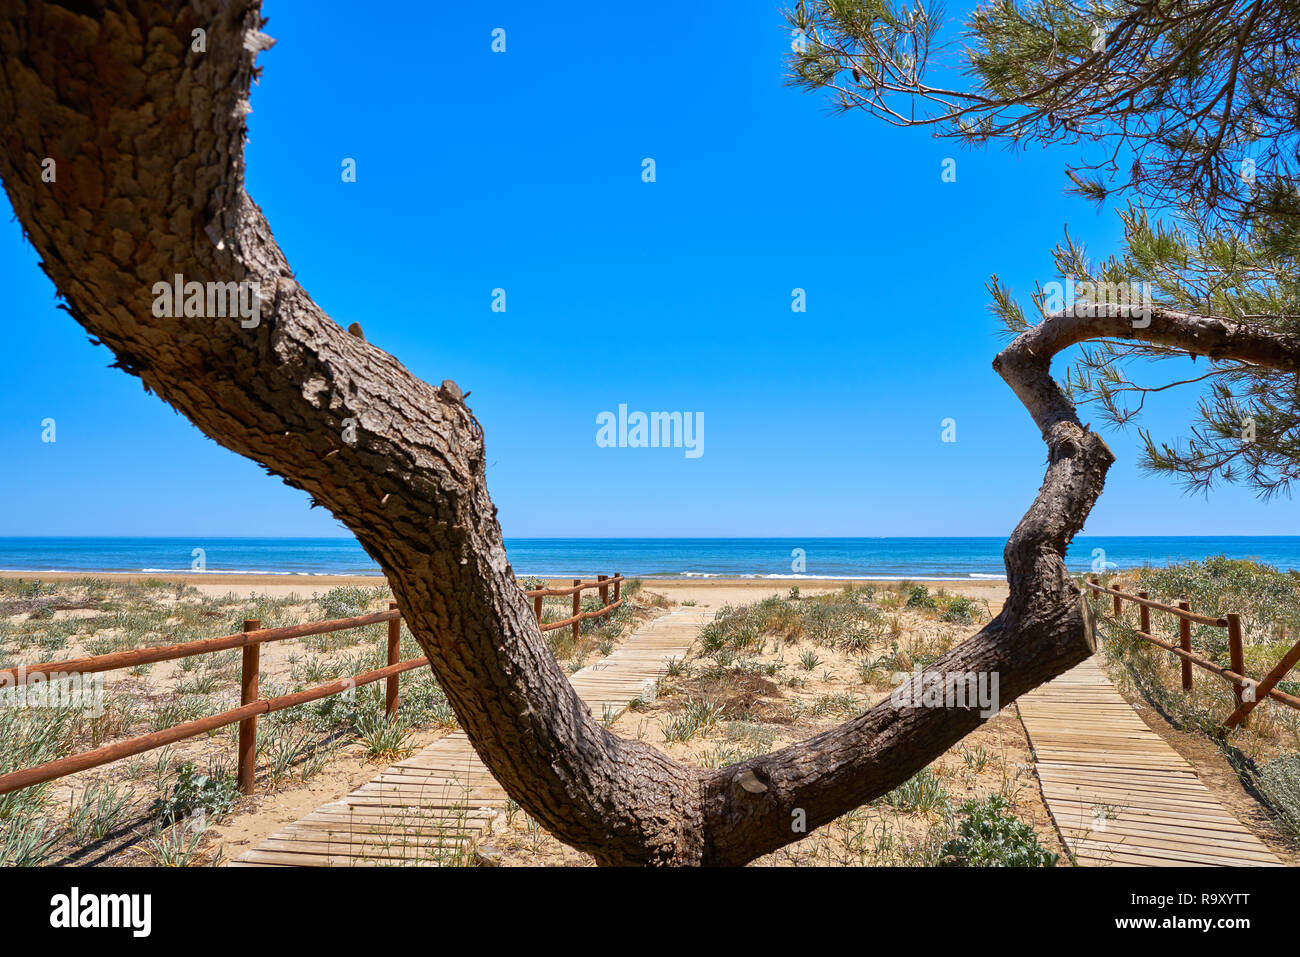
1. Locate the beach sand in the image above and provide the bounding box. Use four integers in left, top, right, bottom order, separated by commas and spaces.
0, 570, 385, 600
0, 570, 1011, 606
647, 577, 1009, 609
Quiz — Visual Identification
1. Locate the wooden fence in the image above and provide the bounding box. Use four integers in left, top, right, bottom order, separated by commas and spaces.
1086, 577, 1300, 729
530, 574, 624, 643
0, 574, 624, 799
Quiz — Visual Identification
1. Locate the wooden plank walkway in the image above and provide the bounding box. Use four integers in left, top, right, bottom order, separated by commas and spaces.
231, 606, 709, 866
1017, 658, 1282, 866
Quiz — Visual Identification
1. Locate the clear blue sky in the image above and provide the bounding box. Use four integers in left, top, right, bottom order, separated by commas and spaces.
0, 1, 1293, 538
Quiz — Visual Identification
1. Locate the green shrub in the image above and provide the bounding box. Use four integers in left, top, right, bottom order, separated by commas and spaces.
316, 585, 385, 620
940, 595, 978, 623
905, 585, 937, 610
1253, 753, 1300, 837
151, 762, 238, 826
939, 795, 1059, 867
699, 589, 887, 655
843, 583, 875, 602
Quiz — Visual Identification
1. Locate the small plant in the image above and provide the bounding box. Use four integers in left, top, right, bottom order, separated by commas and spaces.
67, 781, 134, 844
939, 795, 1059, 867
958, 743, 992, 773
263, 723, 332, 785
879, 767, 949, 813
940, 595, 978, 624
141, 823, 212, 866
317, 585, 378, 620
905, 585, 937, 610
798, 649, 822, 671
696, 743, 769, 768
663, 699, 726, 743
356, 711, 416, 760
0, 816, 58, 866
176, 671, 220, 695
803, 692, 862, 718
151, 762, 238, 826
504, 797, 521, 828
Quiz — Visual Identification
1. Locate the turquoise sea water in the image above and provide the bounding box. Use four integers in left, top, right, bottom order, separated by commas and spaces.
0, 536, 1297, 580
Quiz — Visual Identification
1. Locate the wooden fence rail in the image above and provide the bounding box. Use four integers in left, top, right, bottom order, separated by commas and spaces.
0, 573, 624, 799
529, 574, 624, 645
1086, 577, 1300, 729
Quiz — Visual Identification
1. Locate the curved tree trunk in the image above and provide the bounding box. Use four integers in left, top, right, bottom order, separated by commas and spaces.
2, 1, 1296, 865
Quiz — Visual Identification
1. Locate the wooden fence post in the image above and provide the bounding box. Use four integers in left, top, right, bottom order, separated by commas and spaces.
1138, 592, 1150, 635
386, 602, 401, 718
572, 579, 581, 645
1227, 612, 1246, 728
1113, 592, 1122, 617
598, 574, 609, 607
533, 592, 543, 624
1178, 600, 1193, 691
237, 619, 260, 795
1225, 636, 1300, 729
614, 572, 621, 602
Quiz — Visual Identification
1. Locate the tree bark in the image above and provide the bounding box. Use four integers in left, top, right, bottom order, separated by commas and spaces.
2, 1, 1296, 865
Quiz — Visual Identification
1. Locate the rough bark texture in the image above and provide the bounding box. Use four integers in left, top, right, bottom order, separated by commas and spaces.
3, 2, 1296, 865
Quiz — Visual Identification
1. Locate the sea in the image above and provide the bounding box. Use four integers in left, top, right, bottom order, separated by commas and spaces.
0, 536, 1297, 581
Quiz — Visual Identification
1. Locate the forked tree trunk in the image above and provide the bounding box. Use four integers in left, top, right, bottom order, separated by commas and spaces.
3, 1, 1297, 865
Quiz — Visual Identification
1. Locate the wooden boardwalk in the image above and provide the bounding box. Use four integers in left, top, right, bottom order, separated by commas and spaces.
1017, 658, 1282, 866
231, 603, 1283, 867
231, 606, 708, 866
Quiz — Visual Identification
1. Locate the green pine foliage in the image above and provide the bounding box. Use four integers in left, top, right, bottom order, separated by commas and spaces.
786, 0, 1300, 499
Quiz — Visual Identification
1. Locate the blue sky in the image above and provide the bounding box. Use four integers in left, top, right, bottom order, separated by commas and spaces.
0, 0, 1293, 538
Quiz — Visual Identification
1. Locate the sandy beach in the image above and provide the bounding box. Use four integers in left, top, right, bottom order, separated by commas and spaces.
0, 569, 1010, 606
647, 576, 1009, 608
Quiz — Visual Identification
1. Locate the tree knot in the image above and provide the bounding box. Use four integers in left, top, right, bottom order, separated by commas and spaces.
438, 379, 464, 404
735, 767, 770, 795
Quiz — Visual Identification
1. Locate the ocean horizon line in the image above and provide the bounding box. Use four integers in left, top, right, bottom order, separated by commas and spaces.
0, 535, 1296, 579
